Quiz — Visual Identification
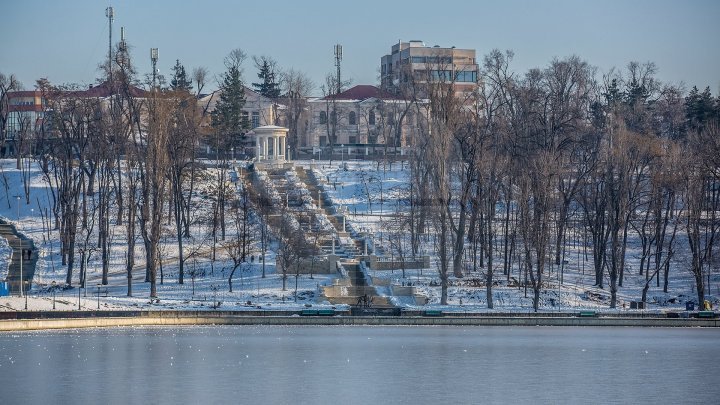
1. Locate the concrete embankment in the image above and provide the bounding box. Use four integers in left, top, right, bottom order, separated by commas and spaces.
1, 311, 717, 331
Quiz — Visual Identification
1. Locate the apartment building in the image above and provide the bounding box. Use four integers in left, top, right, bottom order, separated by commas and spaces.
380, 40, 479, 97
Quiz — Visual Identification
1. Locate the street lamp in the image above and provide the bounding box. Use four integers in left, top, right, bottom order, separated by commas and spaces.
341, 144, 344, 165
96, 284, 102, 310
231, 147, 235, 166
51, 281, 57, 310
364, 231, 368, 256
16, 196, 23, 301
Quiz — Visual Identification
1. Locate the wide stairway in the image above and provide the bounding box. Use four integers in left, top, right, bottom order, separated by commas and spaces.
0, 220, 37, 295
321, 261, 394, 308
297, 167, 368, 258
244, 163, 399, 310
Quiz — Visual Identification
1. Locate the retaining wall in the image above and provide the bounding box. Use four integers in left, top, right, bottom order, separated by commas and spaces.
1, 312, 717, 331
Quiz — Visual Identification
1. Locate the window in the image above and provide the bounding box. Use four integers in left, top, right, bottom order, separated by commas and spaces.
369, 110, 376, 125
456, 71, 477, 83
319, 111, 327, 124
349, 136, 356, 144
251, 111, 260, 128
349, 111, 356, 125
411, 56, 426, 64
319, 136, 327, 146
430, 70, 452, 81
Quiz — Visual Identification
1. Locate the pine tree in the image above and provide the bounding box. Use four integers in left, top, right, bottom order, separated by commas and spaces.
252, 59, 281, 99
603, 78, 623, 107
698, 86, 715, 123
686, 86, 716, 131
170, 59, 192, 93
211, 65, 249, 142
624, 77, 649, 107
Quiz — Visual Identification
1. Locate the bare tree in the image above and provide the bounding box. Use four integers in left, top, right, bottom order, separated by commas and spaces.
684, 122, 720, 306
223, 181, 253, 292
0, 72, 20, 154
280, 69, 313, 155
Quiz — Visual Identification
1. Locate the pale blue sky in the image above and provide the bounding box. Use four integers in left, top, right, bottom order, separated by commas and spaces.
1, 0, 719, 94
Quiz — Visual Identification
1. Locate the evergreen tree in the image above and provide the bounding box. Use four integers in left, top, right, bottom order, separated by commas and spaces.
252, 58, 281, 99
603, 78, 623, 107
211, 65, 249, 143
685, 86, 716, 131
624, 77, 649, 107
698, 86, 715, 122
170, 59, 193, 93
685, 86, 699, 126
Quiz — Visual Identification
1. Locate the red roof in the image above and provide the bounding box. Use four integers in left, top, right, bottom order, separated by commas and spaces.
7, 90, 42, 98
323, 85, 402, 101
70, 81, 148, 98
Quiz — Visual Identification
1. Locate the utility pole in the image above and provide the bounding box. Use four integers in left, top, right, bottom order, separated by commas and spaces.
334, 44, 343, 95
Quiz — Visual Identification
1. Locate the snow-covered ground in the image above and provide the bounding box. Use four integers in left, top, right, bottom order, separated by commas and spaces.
0, 159, 343, 312
1, 158, 718, 313
306, 159, 720, 312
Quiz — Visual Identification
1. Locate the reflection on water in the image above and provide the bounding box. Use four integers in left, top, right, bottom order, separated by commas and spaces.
1, 326, 718, 404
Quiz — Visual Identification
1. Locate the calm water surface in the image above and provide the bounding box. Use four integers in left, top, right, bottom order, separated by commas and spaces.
0, 325, 718, 404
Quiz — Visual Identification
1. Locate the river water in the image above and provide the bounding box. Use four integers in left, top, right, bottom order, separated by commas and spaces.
0, 325, 718, 404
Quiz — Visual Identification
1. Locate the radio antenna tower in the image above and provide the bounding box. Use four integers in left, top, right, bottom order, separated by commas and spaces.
106, 7, 114, 84
334, 44, 343, 95
150, 48, 159, 89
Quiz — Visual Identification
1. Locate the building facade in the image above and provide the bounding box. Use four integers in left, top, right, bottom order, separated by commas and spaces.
2, 90, 45, 156
305, 85, 422, 149
198, 85, 283, 131
380, 40, 479, 98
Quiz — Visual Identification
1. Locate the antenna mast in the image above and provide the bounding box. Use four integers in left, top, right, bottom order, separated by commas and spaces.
334, 44, 343, 95
106, 7, 114, 85
150, 48, 159, 89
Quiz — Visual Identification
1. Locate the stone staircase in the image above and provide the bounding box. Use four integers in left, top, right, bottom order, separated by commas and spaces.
0, 220, 37, 295
321, 261, 394, 308
243, 163, 412, 310
297, 167, 369, 258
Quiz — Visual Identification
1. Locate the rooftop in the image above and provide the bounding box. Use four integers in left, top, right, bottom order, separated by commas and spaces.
322, 85, 402, 101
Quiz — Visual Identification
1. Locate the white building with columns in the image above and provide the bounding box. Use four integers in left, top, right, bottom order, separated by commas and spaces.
251, 125, 289, 162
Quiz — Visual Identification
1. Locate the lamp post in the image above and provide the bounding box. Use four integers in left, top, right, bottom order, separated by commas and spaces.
96, 284, 102, 310
16, 196, 23, 301
364, 231, 368, 256
340, 144, 344, 165
51, 281, 56, 310
231, 147, 235, 166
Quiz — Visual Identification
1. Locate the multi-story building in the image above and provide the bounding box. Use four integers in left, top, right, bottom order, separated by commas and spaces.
199, 85, 287, 157
2, 81, 150, 157
2, 90, 45, 156
380, 40, 479, 97
305, 85, 421, 149
199, 85, 282, 131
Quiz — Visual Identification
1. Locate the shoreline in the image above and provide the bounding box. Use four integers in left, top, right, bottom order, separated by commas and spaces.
1, 310, 717, 331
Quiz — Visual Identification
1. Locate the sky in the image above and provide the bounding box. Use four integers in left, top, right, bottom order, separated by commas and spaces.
1, 0, 719, 95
